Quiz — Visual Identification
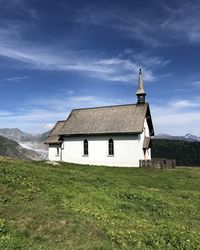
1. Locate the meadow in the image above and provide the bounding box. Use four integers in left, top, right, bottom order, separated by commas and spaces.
1, 157, 200, 249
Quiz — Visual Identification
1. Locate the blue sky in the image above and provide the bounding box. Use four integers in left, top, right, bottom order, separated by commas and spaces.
0, 0, 200, 135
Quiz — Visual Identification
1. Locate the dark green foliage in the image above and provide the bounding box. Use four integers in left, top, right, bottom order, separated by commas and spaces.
1, 158, 200, 249
152, 139, 200, 166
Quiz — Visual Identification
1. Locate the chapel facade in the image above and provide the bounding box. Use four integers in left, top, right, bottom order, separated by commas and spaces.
45, 68, 154, 167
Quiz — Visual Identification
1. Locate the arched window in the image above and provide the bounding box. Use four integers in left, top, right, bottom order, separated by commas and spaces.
108, 138, 114, 156
83, 139, 88, 155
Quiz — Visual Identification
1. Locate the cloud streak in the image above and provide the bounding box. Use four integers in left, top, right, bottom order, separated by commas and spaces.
160, 1, 200, 44
6, 76, 30, 82
77, 6, 162, 47
0, 92, 125, 133
0, 24, 162, 83
77, 1, 200, 46
1, 91, 200, 136
152, 98, 200, 136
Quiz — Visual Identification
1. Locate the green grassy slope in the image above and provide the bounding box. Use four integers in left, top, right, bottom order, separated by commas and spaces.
1, 158, 200, 249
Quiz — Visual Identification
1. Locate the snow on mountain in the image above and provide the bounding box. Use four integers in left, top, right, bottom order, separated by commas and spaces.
0, 128, 51, 160
154, 133, 200, 142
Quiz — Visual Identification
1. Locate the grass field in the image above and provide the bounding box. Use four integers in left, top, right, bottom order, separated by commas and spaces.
1, 157, 200, 249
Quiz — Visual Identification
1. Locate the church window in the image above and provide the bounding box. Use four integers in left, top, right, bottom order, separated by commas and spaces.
83, 139, 88, 155
108, 138, 114, 155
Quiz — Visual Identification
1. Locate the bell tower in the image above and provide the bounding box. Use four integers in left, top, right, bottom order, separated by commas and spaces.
136, 67, 146, 104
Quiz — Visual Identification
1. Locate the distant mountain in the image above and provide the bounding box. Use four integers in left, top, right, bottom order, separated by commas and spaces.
0, 128, 51, 160
154, 133, 200, 142
0, 128, 51, 143
0, 128, 35, 142
0, 135, 42, 160
37, 130, 51, 142
183, 133, 200, 141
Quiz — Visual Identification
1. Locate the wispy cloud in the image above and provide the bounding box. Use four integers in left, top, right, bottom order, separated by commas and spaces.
1, 91, 200, 136
0, 111, 13, 116
0, 24, 162, 83
0, 0, 37, 19
160, 1, 200, 44
77, 1, 200, 46
152, 98, 200, 136
0, 92, 125, 133
192, 81, 200, 86
170, 100, 199, 109
6, 76, 30, 82
77, 6, 161, 47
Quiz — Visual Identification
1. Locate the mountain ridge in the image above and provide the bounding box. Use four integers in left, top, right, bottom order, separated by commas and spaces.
154, 133, 200, 142
1, 128, 200, 142
0, 128, 51, 160
0, 135, 42, 160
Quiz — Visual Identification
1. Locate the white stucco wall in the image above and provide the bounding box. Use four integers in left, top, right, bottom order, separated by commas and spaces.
144, 118, 150, 137
48, 118, 152, 166
60, 134, 144, 167
48, 145, 61, 161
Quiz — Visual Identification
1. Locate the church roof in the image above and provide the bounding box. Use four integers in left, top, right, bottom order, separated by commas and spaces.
45, 120, 65, 144
45, 68, 154, 144
59, 103, 154, 137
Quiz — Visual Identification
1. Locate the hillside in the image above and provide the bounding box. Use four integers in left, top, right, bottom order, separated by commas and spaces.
1, 159, 200, 249
0, 128, 50, 144
0, 128, 50, 159
152, 139, 200, 166
0, 136, 42, 160
37, 130, 51, 142
0, 128, 35, 142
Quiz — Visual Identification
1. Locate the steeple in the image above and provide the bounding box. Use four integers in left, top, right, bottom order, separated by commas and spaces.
136, 67, 146, 104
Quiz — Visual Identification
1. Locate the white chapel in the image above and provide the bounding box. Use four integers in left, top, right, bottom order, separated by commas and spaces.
45, 68, 154, 167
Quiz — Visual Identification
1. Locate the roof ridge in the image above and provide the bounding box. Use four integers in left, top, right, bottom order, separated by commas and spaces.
71, 103, 147, 112
56, 120, 66, 123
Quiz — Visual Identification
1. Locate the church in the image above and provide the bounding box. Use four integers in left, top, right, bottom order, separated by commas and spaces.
45, 68, 154, 167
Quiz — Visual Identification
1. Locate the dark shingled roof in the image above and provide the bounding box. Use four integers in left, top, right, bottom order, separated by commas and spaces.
45, 103, 154, 144
59, 103, 154, 136
45, 121, 65, 144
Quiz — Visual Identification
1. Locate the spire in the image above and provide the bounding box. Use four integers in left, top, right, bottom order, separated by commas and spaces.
136, 67, 146, 104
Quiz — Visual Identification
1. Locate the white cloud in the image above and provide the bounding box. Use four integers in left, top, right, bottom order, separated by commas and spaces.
0, 93, 124, 133
1, 94, 200, 136
152, 98, 200, 136
6, 76, 30, 82
170, 100, 199, 109
0, 111, 13, 116
0, 25, 160, 83
192, 81, 200, 86
160, 2, 200, 44
33, 123, 55, 134
0, 108, 67, 133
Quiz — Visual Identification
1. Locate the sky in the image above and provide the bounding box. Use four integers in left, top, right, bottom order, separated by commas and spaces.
0, 0, 200, 136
